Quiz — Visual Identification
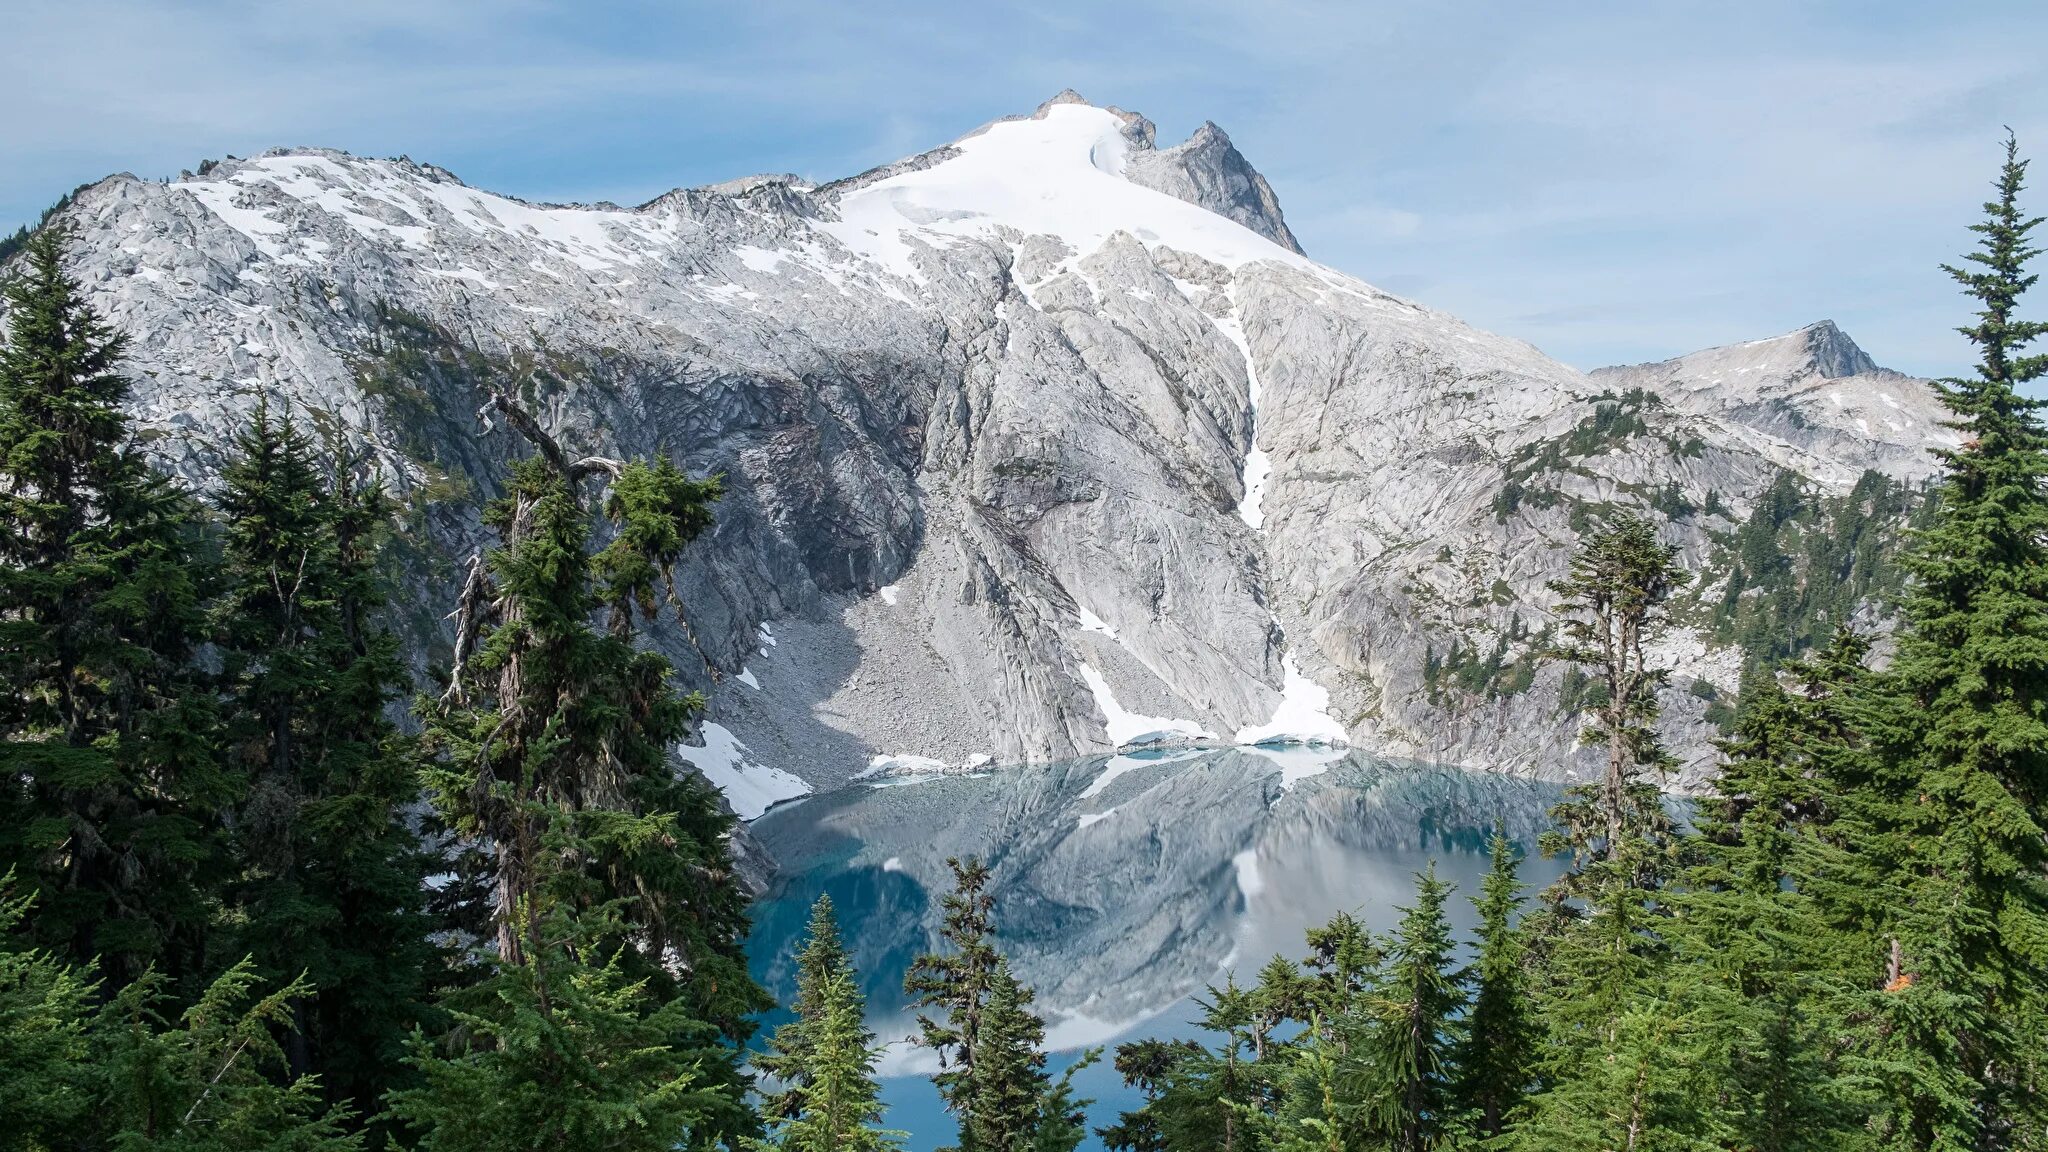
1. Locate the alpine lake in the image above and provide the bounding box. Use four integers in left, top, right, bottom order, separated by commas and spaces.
743, 748, 1570, 1150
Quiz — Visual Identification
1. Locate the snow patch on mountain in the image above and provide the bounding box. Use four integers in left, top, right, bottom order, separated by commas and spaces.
1078, 664, 1216, 748
819, 103, 1311, 284
677, 723, 811, 820
1234, 656, 1349, 747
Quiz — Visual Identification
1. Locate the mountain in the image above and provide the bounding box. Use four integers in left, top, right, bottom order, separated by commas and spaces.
1590, 319, 1952, 483
18, 93, 1955, 810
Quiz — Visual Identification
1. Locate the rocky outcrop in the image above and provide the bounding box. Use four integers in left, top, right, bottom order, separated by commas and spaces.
12, 93, 1955, 809
1123, 121, 1304, 254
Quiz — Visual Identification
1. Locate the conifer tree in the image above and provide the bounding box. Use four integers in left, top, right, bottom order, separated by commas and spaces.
386, 903, 733, 1152
0, 227, 224, 984
1543, 512, 1686, 884
906, 856, 1000, 1144
211, 402, 434, 1125
0, 872, 96, 1150
93, 960, 363, 1152
1271, 1017, 1349, 1152
399, 394, 758, 1150
1504, 999, 1718, 1152
1527, 513, 1688, 1116
1833, 132, 2048, 1149
1116, 978, 1280, 1152
1355, 867, 1465, 1152
1453, 829, 1533, 1138
906, 857, 1089, 1152
765, 967, 900, 1152
1297, 910, 1377, 1021
967, 959, 1056, 1151
1099, 1039, 1200, 1152
757, 895, 901, 1152
758, 895, 854, 1121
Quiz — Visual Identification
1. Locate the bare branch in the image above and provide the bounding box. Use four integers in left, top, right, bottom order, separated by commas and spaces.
442, 552, 491, 705
567, 455, 626, 482
482, 390, 571, 477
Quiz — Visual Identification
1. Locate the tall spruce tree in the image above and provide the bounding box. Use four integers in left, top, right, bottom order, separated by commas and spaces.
1832, 132, 2048, 1150
395, 394, 759, 1151
1453, 829, 1534, 1139
756, 895, 901, 1152
965, 959, 1056, 1152
906, 857, 1088, 1152
210, 403, 436, 1131
906, 857, 1000, 1146
1666, 636, 1877, 1152
0, 227, 224, 984
1355, 867, 1465, 1152
764, 967, 900, 1152
1544, 511, 1687, 883
758, 895, 853, 1122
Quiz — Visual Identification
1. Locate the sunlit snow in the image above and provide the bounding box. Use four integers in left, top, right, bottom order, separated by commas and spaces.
818, 103, 1314, 284
1077, 663, 1214, 747
676, 723, 811, 820
1233, 655, 1349, 747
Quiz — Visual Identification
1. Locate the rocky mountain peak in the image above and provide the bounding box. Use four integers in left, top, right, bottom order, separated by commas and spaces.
1595, 319, 1886, 386
1121, 116, 1303, 255
1707, 319, 1884, 381
975, 91, 1303, 256
1798, 319, 1881, 379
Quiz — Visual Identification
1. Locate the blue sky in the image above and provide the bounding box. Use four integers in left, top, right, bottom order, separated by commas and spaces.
4, 0, 2044, 377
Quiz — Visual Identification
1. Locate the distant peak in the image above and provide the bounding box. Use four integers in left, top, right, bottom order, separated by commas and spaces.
1594, 319, 1888, 382
1797, 320, 1879, 379
1036, 89, 1093, 114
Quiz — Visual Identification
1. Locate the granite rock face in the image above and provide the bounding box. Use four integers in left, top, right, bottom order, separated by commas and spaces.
1123, 120, 1305, 255
14, 93, 1954, 807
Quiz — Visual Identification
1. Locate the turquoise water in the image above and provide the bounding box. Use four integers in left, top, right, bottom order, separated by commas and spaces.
745, 749, 1565, 1150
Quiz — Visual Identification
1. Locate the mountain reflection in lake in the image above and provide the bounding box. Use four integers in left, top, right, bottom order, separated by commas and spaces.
746, 749, 1567, 1151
